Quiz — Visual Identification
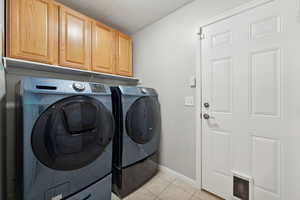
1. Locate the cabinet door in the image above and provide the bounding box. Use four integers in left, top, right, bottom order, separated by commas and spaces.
116, 32, 133, 77
91, 22, 116, 74
59, 6, 91, 70
7, 0, 58, 64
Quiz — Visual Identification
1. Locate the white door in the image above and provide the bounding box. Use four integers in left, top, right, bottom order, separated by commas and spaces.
201, 0, 300, 199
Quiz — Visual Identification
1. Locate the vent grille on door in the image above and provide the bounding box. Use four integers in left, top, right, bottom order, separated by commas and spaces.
233, 176, 249, 200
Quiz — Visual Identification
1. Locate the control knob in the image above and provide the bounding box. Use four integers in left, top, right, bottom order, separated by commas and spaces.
73, 83, 85, 92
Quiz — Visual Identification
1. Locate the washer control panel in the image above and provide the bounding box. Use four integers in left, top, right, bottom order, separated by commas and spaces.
89, 83, 106, 93
72, 83, 86, 92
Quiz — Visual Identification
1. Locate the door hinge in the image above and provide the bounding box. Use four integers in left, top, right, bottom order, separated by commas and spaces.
197, 28, 205, 40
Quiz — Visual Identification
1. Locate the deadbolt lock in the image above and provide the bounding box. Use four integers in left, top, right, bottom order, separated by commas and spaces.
203, 102, 210, 108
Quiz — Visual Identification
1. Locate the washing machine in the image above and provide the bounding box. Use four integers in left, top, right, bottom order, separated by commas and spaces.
16, 77, 114, 200
110, 86, 161, 198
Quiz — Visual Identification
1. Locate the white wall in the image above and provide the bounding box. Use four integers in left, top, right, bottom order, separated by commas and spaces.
133, 0, 253, 179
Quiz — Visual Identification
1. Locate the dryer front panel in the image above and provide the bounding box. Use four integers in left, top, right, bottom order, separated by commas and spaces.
121, 95, 161, 167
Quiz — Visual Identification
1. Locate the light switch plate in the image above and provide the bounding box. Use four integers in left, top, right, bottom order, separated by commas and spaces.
185, 96, 194, 106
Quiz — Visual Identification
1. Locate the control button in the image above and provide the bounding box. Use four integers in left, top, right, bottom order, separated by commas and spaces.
141, 88, 148, 94
89, 83, 106, 93
73, 83, 85, 92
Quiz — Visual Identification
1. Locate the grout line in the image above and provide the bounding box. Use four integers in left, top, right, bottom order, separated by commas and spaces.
124, 172, 214, 200
189, 190, 197, 200
188, 191, 198, 200
144, 175, 175, 198
154, 177, 179, 198
146, 179, 173, 197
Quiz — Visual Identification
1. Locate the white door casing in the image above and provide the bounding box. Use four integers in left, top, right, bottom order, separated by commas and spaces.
200, 0, 300, 199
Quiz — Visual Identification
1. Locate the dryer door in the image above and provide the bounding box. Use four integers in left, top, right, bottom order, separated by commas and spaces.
125, 96, 161, 144
31, 95, 114, 171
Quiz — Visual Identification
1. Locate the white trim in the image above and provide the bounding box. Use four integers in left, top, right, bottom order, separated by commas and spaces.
198, 0, 275, 28
195, 0, 275, 192
3, 57, 140, 83
194, 32, 202, 189
159, 165, 199, 188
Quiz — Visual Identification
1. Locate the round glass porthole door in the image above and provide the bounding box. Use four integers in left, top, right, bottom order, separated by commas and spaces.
31, 96, 114, 171
125, 96, 161, 144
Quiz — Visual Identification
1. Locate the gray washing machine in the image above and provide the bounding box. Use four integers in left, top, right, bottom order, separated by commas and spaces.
16, 77, 114, 200
111, 86, 161, 198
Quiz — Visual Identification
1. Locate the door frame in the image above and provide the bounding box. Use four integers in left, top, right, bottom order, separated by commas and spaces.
194, 0, 276, 189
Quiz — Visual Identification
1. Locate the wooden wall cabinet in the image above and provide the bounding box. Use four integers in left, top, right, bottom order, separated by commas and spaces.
59, 6, 91, 70
91, 21, 116, 74
6, 0, 58, 64
6, 0, 134, 77
116, 32, 133, 77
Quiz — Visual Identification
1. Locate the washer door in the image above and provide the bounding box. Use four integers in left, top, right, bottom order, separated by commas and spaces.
126, 96, 161, 144
31, 96, 114, 171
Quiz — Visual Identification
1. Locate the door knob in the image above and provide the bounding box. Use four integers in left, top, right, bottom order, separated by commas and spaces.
203, 102, 210, 108
203, 113, 210, 120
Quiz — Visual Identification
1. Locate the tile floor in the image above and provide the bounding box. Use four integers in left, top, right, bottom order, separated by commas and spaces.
112, 171, 223, 200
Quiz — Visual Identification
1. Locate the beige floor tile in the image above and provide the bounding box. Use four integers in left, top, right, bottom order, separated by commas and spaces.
172, 179, 198, 194
189, 195, 203, 200
144, 176, 171, 195
124, 188, 157, 200
193, 190, 223, 200
112, 193, 120, 200
156, 170, 177, 183
111, 170, 223, 200
158, 184, 194, 200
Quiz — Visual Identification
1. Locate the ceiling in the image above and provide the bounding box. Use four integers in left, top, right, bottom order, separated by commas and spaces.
57, 0, 195, 34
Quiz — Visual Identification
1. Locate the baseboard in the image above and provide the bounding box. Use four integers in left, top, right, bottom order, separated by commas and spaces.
159, 165, 200, 189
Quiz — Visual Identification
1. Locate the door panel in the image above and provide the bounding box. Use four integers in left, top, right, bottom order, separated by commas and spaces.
59, 6, 91, 70
201, 1, 293, 199
7, 0, 58, 64
211, 57, 232, 113
91, 22, 116, 74
211, 130, 231, 176
116, 32, 132, 76
252, 137, 280, 194
250, 48, 280, 117
20, 0, 48, 56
